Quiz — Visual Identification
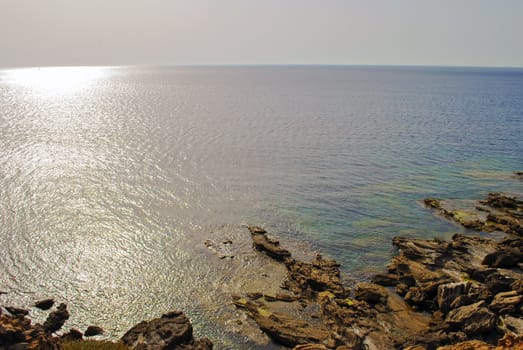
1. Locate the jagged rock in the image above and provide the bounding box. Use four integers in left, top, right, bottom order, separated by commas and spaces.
285, 254, 346, 297
0, 312, 59, 350
449, 295, 473, 310
34, 299, 54, 311
437, 339, 494, 349
5, 307, 29, 317
292, 344, 329, 350
121, 311, 212, 350
437, 282, 470, 314
489, 290, 522, 314
424, 198, 442, 209
248, 226, 292, 261
437, 334, 523, 349
233, 297, 333, 348
481, 193, 522, 210
497, 334, 523, 349
372, 273, 399, 286
84, 325, 104, 337
43, 303, 69, 334
354, 282, 388, 304
482, 248, 521, 268
445, 301, 496, 336
512, 279, 523, 294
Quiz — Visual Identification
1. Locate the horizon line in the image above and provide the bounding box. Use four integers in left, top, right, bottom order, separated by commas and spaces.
1, 63, 523, 71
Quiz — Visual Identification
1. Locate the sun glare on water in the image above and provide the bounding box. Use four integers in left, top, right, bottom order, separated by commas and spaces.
4, 66, 108, 95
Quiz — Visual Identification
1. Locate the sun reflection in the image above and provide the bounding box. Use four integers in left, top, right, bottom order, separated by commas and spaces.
4, 66, 108, 95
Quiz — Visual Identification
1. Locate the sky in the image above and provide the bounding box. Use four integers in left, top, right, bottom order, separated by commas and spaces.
1, 0, 522, 68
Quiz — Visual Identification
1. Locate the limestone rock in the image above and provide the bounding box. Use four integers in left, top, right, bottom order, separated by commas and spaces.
489, 290, 522, 315
248, 226, 292, 261
355, 282, 388, 304
233, 297, 333, 348
437, 282, 470, 314
121, 311, 212, 350
445, 301, 496, 336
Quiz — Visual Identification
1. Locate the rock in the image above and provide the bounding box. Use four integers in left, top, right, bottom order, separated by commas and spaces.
292, 344, 329, 350
34, 299, 55, 311
482, 248, 521, 268
355, 282, 388, 304
60, 328, 83, 342
0, 310, 59, 349
496, 334, 523, 349
437, 340, 494, 350
437, 282, 470, 313
5, 307, 29, 316
424, 198, 441, 209
449, 295, 473, 310
84, 325, 104, 337
489, 290, 522, 315
372, 273, 399, 286
498, 315, 523, 335
233, 297, 333, 348
43, 303, 69, 334
481, 193, 522, 210
248, 226, 292, 261
285, 254, 346, 297
121, 311, 212, 350
445, 301, 496, 336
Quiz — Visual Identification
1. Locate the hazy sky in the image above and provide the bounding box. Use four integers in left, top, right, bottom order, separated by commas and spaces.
1, 0, 522, 68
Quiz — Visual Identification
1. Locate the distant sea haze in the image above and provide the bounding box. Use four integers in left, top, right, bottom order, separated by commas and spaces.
1, 65, 522, 348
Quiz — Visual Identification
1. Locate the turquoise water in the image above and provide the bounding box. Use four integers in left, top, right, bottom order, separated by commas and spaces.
0, 66, 522, 348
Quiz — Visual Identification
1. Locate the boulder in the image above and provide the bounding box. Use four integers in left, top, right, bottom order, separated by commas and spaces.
482, 249, 521, 268
355, 282, 388, 304
489, 290, 522, 315
372, 273, 399, 286
445, 301, 496, 336
34, 299, 54, 311
5, 307, 29, 317
437, 282, 470, 313
121, 311, 212, 350
292, 344, 329, 350
84, 325, 104, 337
233, 297, 333, 348
60, 328, 83, 342
43, 303, 69, 334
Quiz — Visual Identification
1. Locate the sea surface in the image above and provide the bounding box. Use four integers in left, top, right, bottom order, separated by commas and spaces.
1, 65, 522, 348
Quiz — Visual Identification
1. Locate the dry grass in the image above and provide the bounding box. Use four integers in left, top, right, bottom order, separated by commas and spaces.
62, 340, 130, 350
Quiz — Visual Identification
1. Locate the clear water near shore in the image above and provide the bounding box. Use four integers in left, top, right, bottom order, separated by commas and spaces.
1, 65, 522, 348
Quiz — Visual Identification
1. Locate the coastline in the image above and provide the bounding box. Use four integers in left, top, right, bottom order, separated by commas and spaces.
1, 178, 522, 349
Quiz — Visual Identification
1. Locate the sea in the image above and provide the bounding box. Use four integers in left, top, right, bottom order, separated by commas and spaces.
1, 65, 522, 348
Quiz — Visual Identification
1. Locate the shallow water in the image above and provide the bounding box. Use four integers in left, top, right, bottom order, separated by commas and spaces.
1, 66, 522, 348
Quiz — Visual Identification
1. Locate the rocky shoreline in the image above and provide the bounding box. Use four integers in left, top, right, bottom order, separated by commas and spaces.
0, 300, 213, 349
231, 191, 522, 350
2, 187, 522, 349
